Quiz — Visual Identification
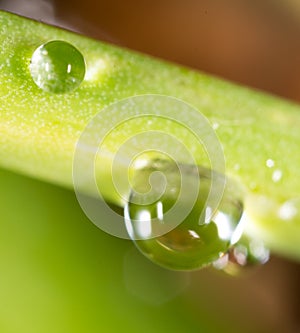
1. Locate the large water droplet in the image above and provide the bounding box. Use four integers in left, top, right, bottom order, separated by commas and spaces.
124, 158, 244, 271
30, 40, 85, 93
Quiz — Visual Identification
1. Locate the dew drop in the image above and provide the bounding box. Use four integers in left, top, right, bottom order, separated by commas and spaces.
30, 40, 85, 93
278, 198, 300, 221
124, 158, 244, 271
213, 237, 270, 275
212, 122, 220, 130
266, 159, 275, 168
272, 169, 283, 183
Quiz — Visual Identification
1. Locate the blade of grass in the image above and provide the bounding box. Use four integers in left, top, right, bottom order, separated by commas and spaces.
0, 11, 299, 259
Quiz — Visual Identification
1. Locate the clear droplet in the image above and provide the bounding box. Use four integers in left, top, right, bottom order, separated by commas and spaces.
272, 169, 283, 183
124, 158, 244, 271
278, 197, 300, 221
266, 159, 275, 168
213, 237, 270, 275
30, 40, 85, 93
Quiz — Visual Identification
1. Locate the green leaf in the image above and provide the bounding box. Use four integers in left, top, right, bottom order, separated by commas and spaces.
0, 11, 299, 260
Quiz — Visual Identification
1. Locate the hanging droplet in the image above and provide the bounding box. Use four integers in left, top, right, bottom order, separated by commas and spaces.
213, 237, 270, 275
30, 40, 85, 93
124, 157, 244, 271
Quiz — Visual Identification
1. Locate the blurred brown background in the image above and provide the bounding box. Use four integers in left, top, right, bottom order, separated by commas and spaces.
53, 0, 300, 102
0, 1, 300, 332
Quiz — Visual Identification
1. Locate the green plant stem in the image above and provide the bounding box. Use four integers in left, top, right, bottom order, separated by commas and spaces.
0, 11, 299, 260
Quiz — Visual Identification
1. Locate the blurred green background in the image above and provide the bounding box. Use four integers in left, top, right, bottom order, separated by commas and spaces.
0, 1, 300, 332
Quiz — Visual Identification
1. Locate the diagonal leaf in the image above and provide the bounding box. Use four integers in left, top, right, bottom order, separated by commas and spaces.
0, 11, 299, 259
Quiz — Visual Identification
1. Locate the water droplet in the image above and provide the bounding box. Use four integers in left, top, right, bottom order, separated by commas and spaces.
124, 158, 244, 271
278, 198, 300, 221
272, 169, 283, 183
213, 237, 270, 275
30, 40, 85, 93
212, 122, 220, 130
266, 159, 275, 168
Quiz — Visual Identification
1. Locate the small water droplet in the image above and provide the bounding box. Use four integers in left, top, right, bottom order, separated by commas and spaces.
213, 237, 270, 275
272, 169, 282, 183
212, 122, 220, 130
266, 159, 275, 168
278, 198, 299, 221
30, 40, 85, 93
124, 158, 244, 271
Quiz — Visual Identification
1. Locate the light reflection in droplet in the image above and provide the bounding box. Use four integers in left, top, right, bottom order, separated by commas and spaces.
213, 211, 233, 241
156, 201, 164, 221
135, 210, 152, 239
